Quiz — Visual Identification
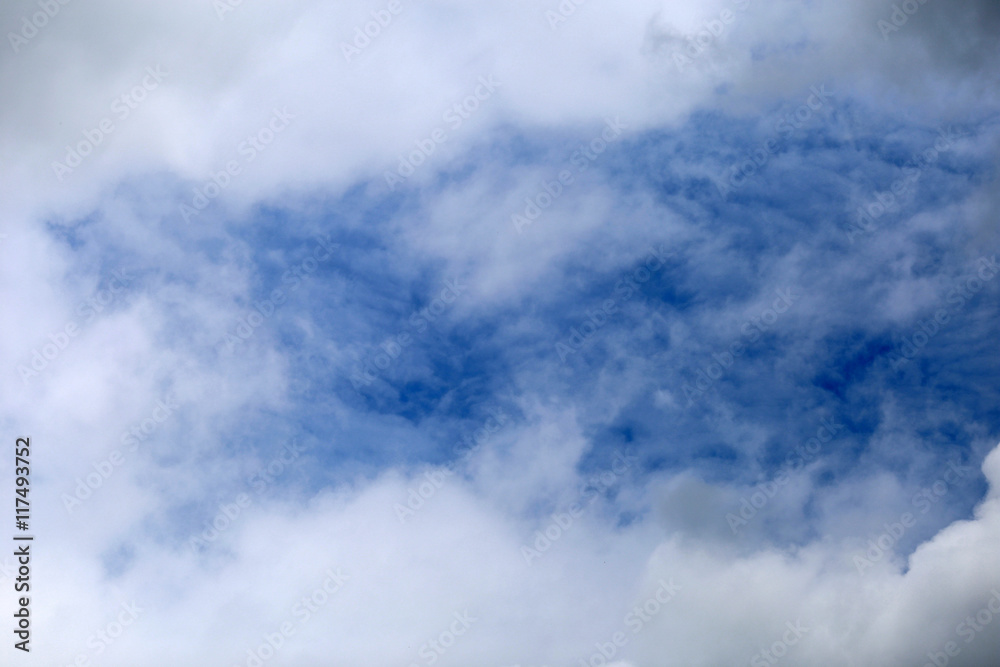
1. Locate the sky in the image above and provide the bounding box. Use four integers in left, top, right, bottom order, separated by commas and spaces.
1, 0, 999, 665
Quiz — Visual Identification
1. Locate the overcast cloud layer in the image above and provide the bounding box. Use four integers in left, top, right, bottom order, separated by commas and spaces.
1, 0, 999, 665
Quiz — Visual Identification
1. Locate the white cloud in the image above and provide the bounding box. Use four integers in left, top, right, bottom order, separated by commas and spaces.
1, 0, 998, 664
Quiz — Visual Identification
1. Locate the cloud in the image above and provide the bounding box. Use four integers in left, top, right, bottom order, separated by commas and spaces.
1, 0, 998, 664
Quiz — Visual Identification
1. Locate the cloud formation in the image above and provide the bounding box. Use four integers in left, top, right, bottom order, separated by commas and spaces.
0, 0, 998, 664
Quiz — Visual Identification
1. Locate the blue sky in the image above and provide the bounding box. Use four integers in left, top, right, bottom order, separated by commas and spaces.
2, 0, 1000, 665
